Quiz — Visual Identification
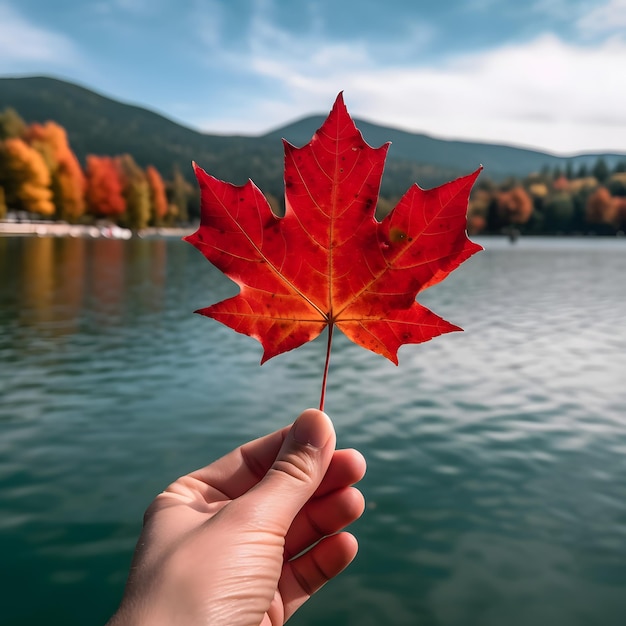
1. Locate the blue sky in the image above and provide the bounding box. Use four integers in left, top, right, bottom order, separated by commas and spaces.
1, 0, 625, 155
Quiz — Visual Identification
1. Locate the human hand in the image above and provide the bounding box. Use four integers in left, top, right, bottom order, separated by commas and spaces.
107, 409, 366, 626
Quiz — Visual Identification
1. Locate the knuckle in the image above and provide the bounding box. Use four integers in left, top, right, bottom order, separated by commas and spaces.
271, 451, 317, 485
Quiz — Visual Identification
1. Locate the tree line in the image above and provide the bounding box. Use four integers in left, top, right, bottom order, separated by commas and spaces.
2, 106, 626, 235
464, 158, 626, 236
0, 108, 196, 229
376, 157, 626, 236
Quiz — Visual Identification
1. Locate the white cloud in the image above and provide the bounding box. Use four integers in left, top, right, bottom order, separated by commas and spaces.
0, 2, 80, 69
195, 25, 626, 155
577, 0, 626, 37
190, 0, 225, 50
351, 34, 626, 154
529, 0, 582, 20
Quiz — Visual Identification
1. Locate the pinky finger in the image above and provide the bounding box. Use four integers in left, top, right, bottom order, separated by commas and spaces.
280, 532, 359, 621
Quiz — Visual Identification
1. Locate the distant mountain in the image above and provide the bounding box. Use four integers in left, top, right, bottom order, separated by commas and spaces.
1, 76, 624, 198
266, 116, 625, 181
0, 76, 284, 191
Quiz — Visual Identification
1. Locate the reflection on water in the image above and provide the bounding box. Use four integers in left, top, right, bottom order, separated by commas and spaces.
2, 236, 169, 337
1, 236, 626, 626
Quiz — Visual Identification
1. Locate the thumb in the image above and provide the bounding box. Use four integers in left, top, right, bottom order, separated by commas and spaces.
240, 409, 336, 532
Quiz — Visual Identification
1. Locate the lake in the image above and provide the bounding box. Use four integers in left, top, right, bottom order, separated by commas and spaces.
1, 235, 626, 625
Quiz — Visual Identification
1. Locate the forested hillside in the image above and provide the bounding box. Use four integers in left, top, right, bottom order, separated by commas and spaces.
1, 76, 625, 234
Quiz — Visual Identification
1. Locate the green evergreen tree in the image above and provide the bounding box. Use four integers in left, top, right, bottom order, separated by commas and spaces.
543, 192, 575, 233
168, 165, 190, 224
592, 158, 610, 183
607, 176, 626, 197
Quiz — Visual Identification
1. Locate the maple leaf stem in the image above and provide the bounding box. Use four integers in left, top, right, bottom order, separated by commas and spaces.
319, 323, 334, 412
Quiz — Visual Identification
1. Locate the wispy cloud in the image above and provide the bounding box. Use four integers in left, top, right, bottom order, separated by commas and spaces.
3, 0, 622, 154
193, 22, 626, 154
577, 0, 626, 37
0, 2, 81, 70
351, 34, 626, 154
182, 0, 225, 53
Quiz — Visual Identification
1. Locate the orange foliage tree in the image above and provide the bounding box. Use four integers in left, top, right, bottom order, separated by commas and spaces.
25, 122, 86, 222
496, 186, 533, 224
85, 155, 126, 218
0, 138, 55, 216
467, 212, 486, 235
0, 185, 6, 219
146, 165, 168, 225
615, 197, 626, 231
586, 187, 618, 227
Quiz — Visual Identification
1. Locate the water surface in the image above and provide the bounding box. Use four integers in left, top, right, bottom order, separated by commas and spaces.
1, 236, 625, 625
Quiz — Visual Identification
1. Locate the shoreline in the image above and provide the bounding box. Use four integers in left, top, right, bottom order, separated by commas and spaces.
0, 221, 195, 239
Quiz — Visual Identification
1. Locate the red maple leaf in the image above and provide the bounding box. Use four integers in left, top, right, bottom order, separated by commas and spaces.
185, 94, 482, 408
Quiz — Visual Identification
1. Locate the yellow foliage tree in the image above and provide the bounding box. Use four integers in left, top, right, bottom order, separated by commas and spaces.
0, 138, 55, 216
146, 165, 168, 226
25, 122, 86, 222
0, 108, 26, 140
117, 155, 150, 231
167, 166, 190, 224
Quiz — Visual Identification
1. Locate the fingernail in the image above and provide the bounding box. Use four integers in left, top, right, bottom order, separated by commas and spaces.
292, 410, 332, 449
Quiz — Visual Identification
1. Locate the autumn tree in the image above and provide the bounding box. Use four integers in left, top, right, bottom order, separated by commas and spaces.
466, 189, 491, 234
0, 138, 55, 216
552, 176, 570, 192
167, 165, 190, 224
85, 155, 126, 218
543, 192, 575, 232
615, 197, 626, 231
117, 155, 150, 230
607, 173, 626, 197
586, 187, 618, 228
145, 165, 168, 226
0, 186, 6, 219
467, 212, 486, 235
25, 122, 86, 222
496, 186, 533, 225
0, 108, 26, 140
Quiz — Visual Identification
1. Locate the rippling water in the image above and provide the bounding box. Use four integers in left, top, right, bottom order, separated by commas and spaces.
1, 236, 626, 625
